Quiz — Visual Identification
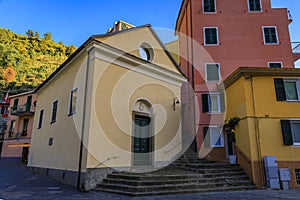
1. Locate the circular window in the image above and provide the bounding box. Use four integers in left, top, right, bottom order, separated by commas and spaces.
139, 43, 154, 62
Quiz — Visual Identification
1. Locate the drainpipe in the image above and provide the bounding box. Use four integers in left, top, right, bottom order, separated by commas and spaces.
77, 51, 90, 189
249, 76, 265, 186
189, 0, 197, 152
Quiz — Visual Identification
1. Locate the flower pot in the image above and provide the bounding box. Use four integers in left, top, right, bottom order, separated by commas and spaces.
228, 155, 237, 164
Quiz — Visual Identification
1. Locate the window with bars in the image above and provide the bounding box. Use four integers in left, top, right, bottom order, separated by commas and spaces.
263, 27, 278, 44
269, 62, 282, 68
204, 27, 218, 45
203, 0, 216, 13
248, 0, 262, 12
295, 169, 300, 185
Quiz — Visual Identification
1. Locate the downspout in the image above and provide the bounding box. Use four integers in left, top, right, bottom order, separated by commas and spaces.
249, 76, 265, 186
77, 51, 90, 189
190, 0, 197, 152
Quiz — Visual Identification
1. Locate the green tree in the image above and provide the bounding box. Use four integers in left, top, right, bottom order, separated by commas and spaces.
26, 29, 34, 38
43, 32, 52, 40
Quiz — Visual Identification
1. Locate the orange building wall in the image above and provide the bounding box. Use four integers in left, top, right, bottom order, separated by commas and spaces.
1, 93, 37, 160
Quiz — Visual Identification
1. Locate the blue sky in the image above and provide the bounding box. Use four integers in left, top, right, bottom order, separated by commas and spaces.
0, 0, 299, 47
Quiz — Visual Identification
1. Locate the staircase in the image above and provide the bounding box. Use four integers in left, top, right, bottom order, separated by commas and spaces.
96, 151, 256, 196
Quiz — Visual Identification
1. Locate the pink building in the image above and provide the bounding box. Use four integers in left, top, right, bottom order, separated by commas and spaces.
1, 91, 36, 163
176, 0, 299, 161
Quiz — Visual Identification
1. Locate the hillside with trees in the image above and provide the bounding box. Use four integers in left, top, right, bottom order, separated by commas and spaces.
0, 28, 77, 95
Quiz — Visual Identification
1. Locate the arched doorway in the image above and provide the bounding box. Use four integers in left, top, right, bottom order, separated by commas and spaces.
132, 100, 154, 166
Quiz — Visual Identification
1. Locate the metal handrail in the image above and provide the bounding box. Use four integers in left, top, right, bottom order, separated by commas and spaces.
10, 104, 35, 114
292, 42, 300, 53
93, 156, 119, 169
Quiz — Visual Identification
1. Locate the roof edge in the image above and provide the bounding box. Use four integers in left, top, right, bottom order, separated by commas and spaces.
34, 37, 94, 93
223, 67, 300, 88
175, 0, 189, 32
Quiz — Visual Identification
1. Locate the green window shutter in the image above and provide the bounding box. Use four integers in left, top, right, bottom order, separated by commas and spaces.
203, 127, 210, 147
274, 78, 286, 101
280, 120, 293, 145
220, 92, 225, 112
202, 94, 209, 113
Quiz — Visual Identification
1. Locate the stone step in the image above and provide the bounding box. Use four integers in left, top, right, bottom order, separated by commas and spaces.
103, 175, 251, 186
96, 181, 255, 196
107, 173, 203, 181
176, 166, 244, 174
96, 152, 256, 196
96, 185, 256, 197
174, 162, 240, 169
98, 180, 254, 192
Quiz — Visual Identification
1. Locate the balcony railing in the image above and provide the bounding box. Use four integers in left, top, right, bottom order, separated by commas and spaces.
292, 42, 300, 62
288, 10, 293, 21
10, 104, 35, 116
292, 42, 300, 53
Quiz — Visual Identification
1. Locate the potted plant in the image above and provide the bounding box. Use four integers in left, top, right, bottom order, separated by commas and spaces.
225, 117, 240, 164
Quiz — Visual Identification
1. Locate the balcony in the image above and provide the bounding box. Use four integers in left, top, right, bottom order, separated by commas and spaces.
292, 42, 300, 62
288, 10, 293, 22
10, 104, 35, 116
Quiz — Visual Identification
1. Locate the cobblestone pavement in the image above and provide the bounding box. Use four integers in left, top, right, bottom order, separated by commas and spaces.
1, 160, 300, 200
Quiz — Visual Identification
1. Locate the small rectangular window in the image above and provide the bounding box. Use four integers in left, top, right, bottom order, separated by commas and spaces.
248, 0, 262, 12
11, 98, 19, 111
274, 78, 300, 101
8, 120, 15, 137
206, 63, 220, 81
291, 121, 300, 145
284, 80, 299, 101
281, 120, 300, 146
203, 127, 224, 147
38, 109, 44, 129
202, 93, 225, 113
22, 119, 29, 136
51, 100, 58, 123
204, 27, 219, 45
269, 62, 282, 68
263, 27, 278, 44
295, 169, 300, 185
203, 0, 216, 13
69, 88, 78, 116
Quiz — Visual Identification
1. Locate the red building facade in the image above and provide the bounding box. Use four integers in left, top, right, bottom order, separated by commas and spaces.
176, 0, 299, 161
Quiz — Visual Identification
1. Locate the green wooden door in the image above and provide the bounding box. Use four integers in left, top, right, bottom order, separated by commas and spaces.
133, 115, 153, 166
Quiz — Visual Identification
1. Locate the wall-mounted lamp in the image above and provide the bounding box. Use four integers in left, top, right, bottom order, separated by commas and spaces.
173, 98, 180, 111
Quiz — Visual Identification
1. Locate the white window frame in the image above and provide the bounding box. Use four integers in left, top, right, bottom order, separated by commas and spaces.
68, 88, 78, 116
290, 120, 300, 146
207, 126, 224, 147
207, 93, 222, 113
204, 27, 219, 46
248, 0, 262, 12
268, 62, 283, 68
202, 0, 217, 14
262, 26, 279, 45
284, 79, 300, 102
205, 63, 221, 82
